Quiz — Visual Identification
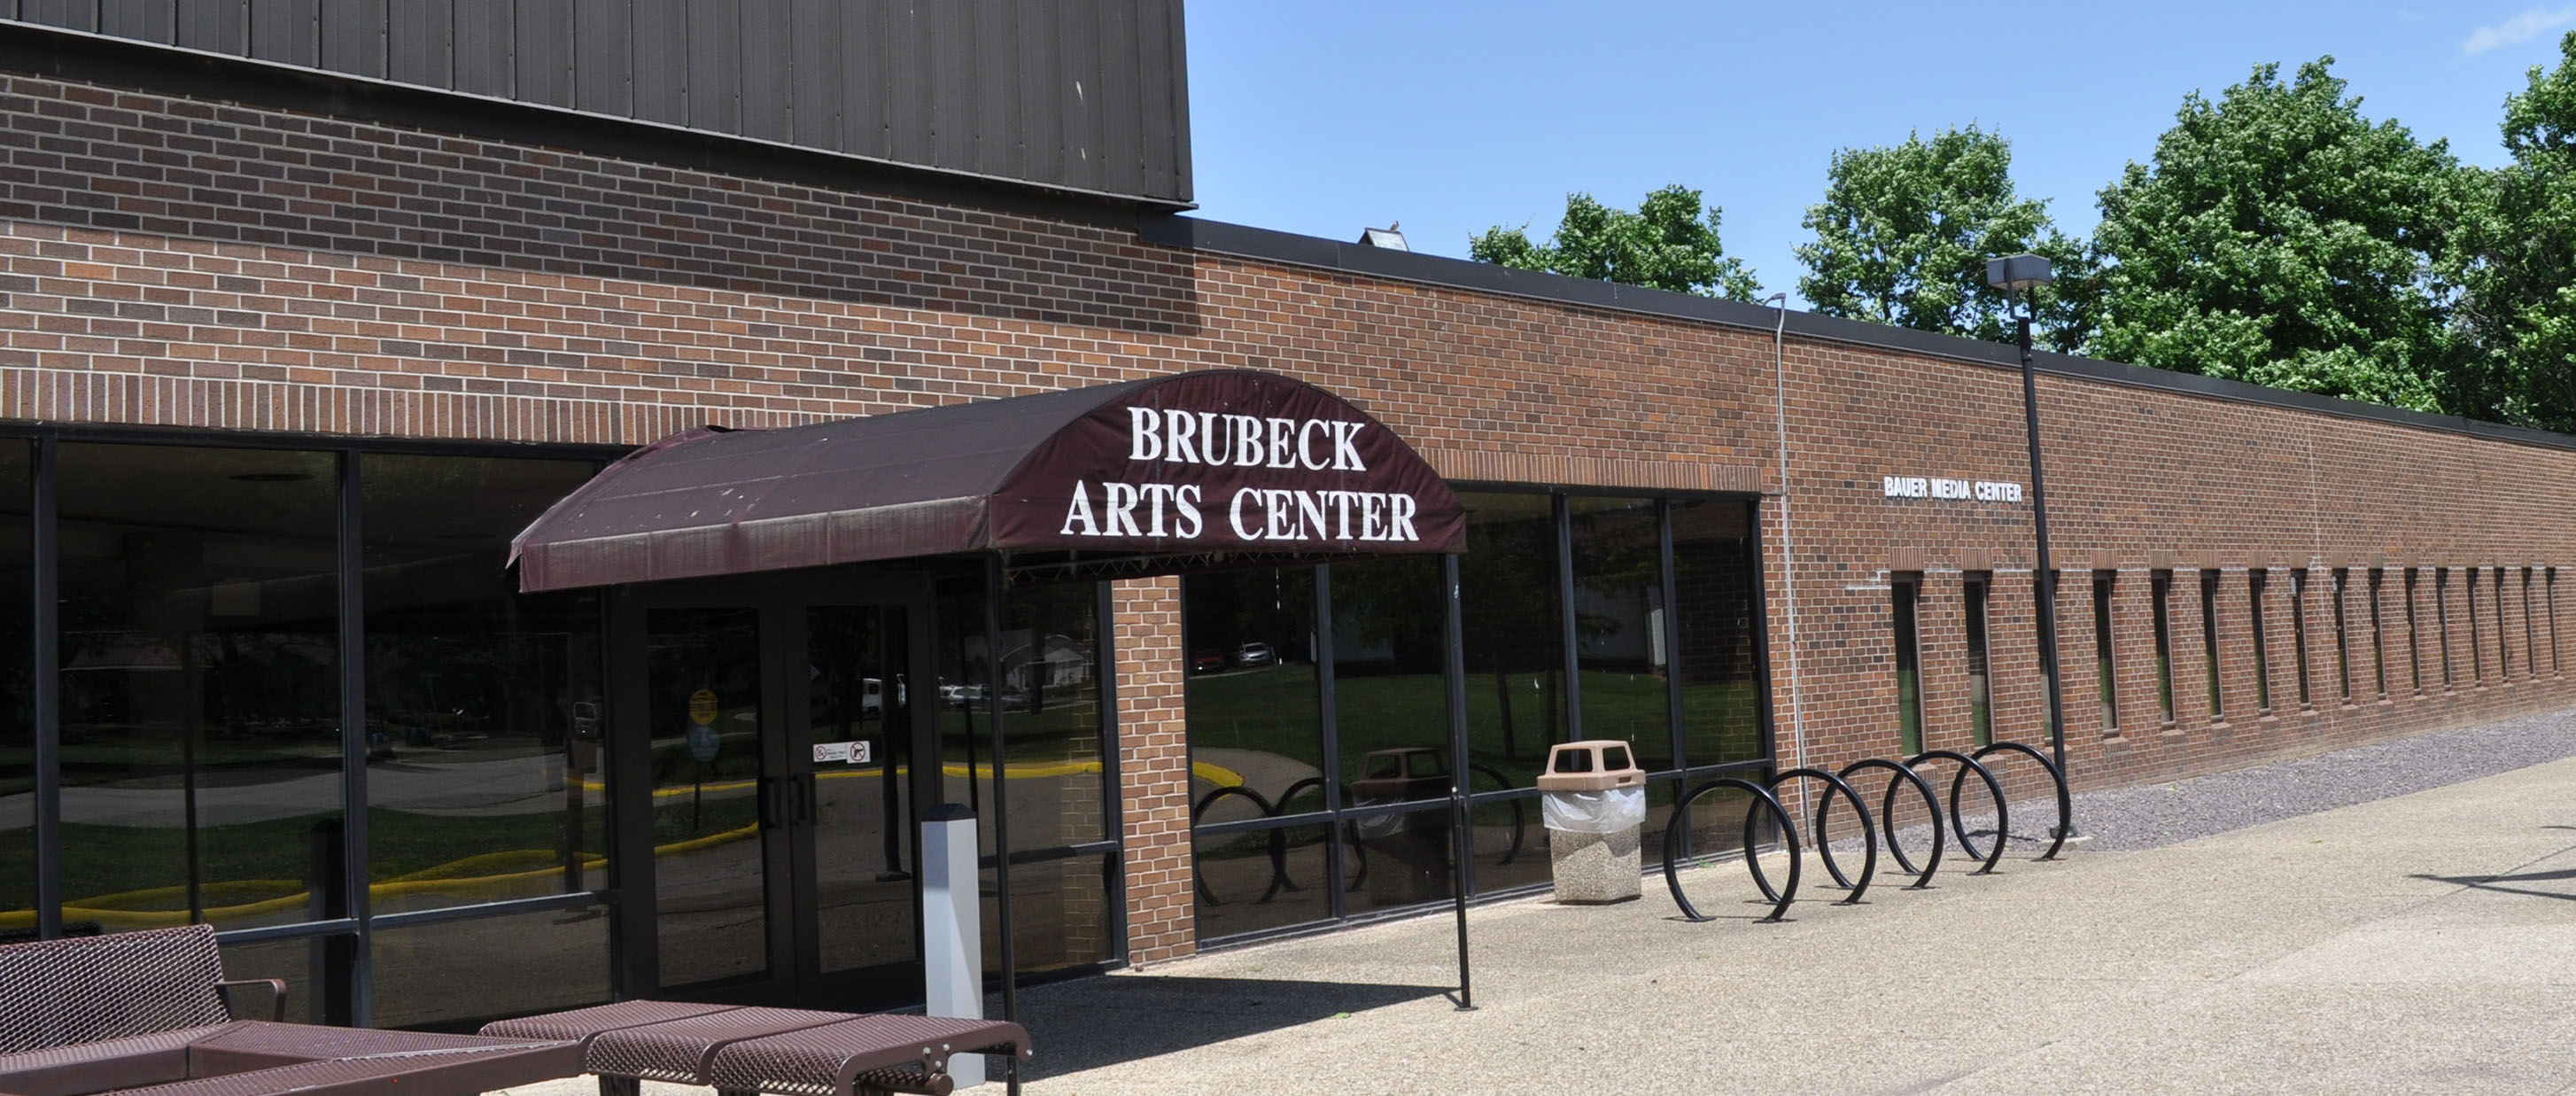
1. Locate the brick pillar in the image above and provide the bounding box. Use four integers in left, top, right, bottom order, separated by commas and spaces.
1112, 576, 1194, 967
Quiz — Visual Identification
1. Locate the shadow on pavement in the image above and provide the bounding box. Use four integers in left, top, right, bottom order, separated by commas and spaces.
2412, 866, 2576, 902
1013, 975, 1448, 1077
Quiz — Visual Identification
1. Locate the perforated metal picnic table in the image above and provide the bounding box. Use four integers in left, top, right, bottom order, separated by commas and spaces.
0, 1021, 583, 1096
481, 1000, 1031, 1096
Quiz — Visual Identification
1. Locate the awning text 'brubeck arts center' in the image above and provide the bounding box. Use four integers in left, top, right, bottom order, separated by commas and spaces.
510, 369, 1469, 591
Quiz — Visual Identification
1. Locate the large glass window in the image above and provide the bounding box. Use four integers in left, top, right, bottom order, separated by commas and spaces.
57, 444, 341, 932
1568, 497, 1670, 773
1671, 500, 1761, 770
0, 443, 29, 937
360, 455, 605, 917
1457, 493, 1563, 790
1183, 568, 1322, 819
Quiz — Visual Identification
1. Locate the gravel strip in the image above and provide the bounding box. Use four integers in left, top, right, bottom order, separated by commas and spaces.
1883, 707, 2576, 854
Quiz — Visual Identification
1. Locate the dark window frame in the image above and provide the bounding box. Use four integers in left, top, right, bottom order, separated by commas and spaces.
2249, 569, 2272, 713
2331, 568, 2351, 703
2200, 570, 2224, 720
2150, 570, 2176, 725
1963, 573, 1994, 748
2289, 568, 2312, 709
1893, 573, 1926, 757
2091, 571, 2118, 734
2368, 568, 2387, 700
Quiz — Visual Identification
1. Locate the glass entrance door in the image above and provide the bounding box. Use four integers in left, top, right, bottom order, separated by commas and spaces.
625, 574, 934, 1009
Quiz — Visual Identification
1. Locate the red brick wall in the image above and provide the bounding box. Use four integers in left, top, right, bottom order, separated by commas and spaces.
8, 68, 2576, 950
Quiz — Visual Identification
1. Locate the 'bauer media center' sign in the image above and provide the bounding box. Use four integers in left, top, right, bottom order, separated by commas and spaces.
991, 371, 1467, 556
1882, 475, 2025, 503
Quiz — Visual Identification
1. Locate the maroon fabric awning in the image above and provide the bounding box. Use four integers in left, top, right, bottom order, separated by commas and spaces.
509, 370, 1467, 592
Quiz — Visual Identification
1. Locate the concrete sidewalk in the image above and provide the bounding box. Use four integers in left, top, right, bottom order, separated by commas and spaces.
1018, 753, 2576, 1093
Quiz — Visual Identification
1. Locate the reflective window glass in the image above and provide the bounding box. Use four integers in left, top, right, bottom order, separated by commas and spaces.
0, 442, 30, 936
1458, 493, 1561, 792
58, 444, 340, 932
361, 455, 604, 916
1183, 569, 1321, 820
1568, 498, 1671, 772
1671, 500, 1762, 768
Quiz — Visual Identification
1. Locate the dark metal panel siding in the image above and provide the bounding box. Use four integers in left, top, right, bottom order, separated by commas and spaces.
451, 0, 511, 97
385, 0, 453, 88
570, 0, 626, 116
25, 0, 1195, 205
1055, 0, 1105, 194
21, 0, 97, 31
737, 0, 788, 143
785, 0, 837, 150
172, 0, 240, 53
1012, 0, 1061, 187
972, 0, 1019, 182
1096, 0, 1141, 199
98, 0, 173, 42
321, 0, 387, 78
248, 0, 318, 68
512, 0, 570, 107
836, 0, 886, 159
883, 0, 932, 167
684, 0, 738, 134
627, 0, 686, 125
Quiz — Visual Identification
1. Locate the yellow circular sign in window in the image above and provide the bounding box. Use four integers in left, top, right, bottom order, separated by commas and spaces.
688, 688, 719, 727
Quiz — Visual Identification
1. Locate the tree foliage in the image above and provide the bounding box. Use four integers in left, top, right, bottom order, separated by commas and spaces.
1470, 184, 1763, 300
2085, 58, 2470, 411
1795, 126, 2088, 347
2448, 31, 2576, 431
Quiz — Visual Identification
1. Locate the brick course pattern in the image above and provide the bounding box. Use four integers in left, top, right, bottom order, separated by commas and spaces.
4, 70, 2576, 951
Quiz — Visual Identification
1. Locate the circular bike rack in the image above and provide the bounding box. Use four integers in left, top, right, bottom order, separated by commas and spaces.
1765, 767, 1878, 905
1971, 741, 2072, 861
1905, 750, 2008, 874
1663, 777, 1801, 923
1835, 757, 1945, 889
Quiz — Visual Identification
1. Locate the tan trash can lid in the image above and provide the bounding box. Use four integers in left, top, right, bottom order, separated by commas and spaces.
1535, 740, 1644, 792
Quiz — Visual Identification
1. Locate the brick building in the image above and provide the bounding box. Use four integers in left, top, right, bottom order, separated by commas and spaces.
0, 2, 2568, 1032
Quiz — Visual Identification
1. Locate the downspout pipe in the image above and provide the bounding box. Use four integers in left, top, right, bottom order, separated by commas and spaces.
1765, 294, 1811, 823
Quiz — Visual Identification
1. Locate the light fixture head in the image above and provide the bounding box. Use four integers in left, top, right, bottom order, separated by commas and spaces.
1985, 254, 2055, 293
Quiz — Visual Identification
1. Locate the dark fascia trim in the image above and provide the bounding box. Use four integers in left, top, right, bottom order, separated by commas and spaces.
1148, 217, 2576, 455
0, 21, 1193, 226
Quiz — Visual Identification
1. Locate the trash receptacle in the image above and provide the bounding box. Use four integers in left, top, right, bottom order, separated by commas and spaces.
1538, 741, 1646, 904
1350, 747, 1453, 905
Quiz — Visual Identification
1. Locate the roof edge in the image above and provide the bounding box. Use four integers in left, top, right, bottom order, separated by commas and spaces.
1141, 216, 2576, 455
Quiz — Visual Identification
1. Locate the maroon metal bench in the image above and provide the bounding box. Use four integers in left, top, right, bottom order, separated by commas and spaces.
0, 1022, 583, 1096
484, 1000, 1033, 1096
0, 925, 284, 1054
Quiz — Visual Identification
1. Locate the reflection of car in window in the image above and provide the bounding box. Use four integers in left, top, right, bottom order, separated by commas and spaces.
1190, 649, 1226, 674
1235, 641, 1277, 668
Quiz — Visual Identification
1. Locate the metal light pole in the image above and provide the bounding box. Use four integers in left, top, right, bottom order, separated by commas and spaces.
1985, 254, 2073, 837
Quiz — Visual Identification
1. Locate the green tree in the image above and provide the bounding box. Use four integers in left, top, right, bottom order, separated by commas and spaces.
2448, 31, 2576, 431
2087, 58, 2471, 411
1470, 184, 1763, 300
1795, 125, 2089, 347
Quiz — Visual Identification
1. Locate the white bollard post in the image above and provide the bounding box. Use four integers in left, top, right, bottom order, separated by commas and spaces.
919, 804, 985, 1089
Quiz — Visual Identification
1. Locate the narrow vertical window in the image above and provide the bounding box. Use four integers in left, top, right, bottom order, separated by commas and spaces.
2523, 568, 2536, 679
2289, 568, 2311, 708
2091, 572, 2118, 732
2495, 567, 2510, 679
2467, 567, 2485, 683
2549, 567, 2560, 674
2249, 569, 2272, 712
2405, 568, 2422, 692
1963, 575, 1994, 748
2200, 569, 2224, 719
2332, 569, 2351, 703
2436, 567, 2453, 688
1893, 575, 1924, 756
2151, 570, 2176, 723
2368, 568, 2387, 699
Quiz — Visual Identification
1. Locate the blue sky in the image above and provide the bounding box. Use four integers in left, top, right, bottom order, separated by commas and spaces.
1184, 2, 2576, 305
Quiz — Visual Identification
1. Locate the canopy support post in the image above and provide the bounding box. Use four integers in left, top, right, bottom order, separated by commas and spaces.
1442, 552, 1475, 1011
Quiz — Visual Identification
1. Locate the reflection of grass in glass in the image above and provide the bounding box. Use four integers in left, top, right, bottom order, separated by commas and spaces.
1897, 668, 1922, 755
2156, 653, 2175, 720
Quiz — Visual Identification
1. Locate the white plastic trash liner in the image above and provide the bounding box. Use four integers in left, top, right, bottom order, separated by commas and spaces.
1540, 786, 1646, 834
